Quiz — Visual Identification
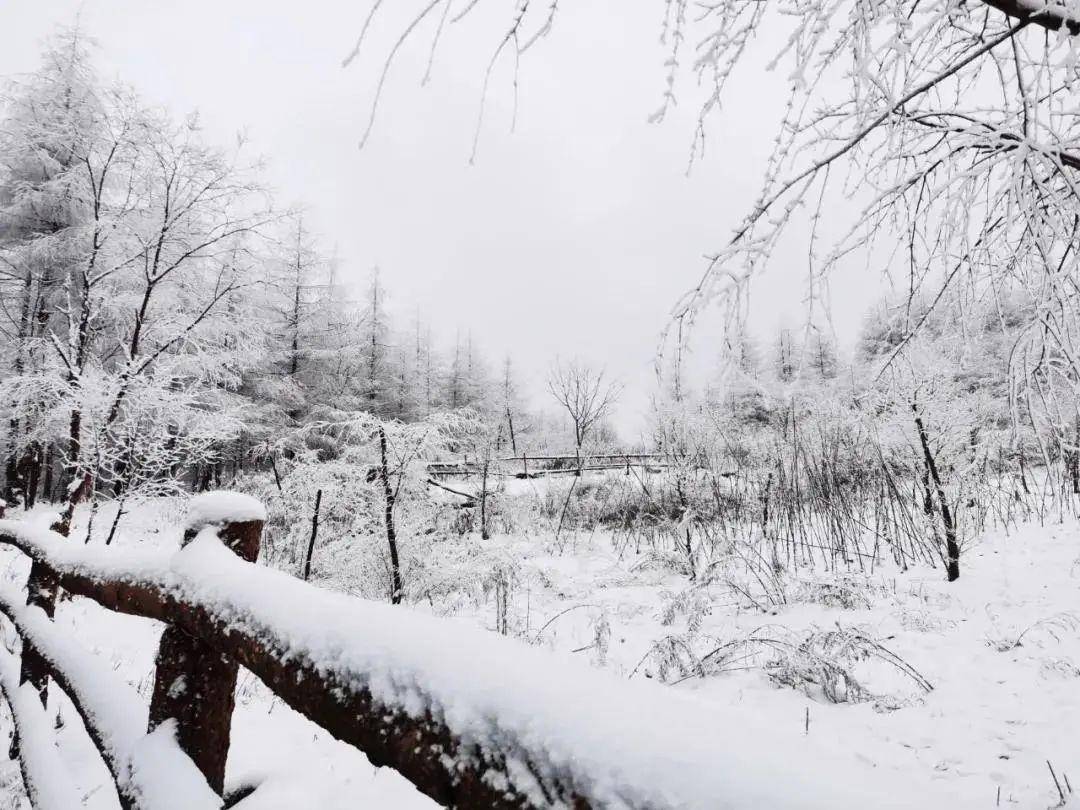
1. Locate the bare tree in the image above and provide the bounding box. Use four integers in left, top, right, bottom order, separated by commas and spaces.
547, 358, 621, 468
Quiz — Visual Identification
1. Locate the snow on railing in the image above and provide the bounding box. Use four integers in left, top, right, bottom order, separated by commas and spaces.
0, 586, 218, 810
0, 492, 947, 810
0, 647, 82, 810
184, 491, 267, 533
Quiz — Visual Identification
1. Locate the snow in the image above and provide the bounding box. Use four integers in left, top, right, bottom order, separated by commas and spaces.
0, 516, 184, 582
0, 585, 219, 810
223, 705, 430, 810
168, 530, 962, 810
0, 647, 83, 810
0, 515, 978, 808
1, 501, 1077, 808
128, 722, 221, 810
450, 516, 1080, 809
185, 492, 268, 532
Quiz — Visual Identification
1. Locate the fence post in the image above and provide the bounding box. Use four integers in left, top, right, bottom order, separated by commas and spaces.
20, 474, 92, 705
148, 493, 264, 794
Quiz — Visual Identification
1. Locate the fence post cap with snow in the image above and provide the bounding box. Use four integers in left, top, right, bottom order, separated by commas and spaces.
185, 491, 267, 531
184, 491, 267, 563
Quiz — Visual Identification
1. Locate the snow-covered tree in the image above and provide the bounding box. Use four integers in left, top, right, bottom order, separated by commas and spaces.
0, 26, 102, 505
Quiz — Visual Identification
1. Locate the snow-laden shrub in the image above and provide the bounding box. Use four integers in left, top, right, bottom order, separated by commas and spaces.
632, 623, 932, 708
759, 626, 933, 708
659, 587, 713, 632
790, 574, 880, 610
986, 612, 1080, 653
628, 548, 695, 578
406, 538, 521, 617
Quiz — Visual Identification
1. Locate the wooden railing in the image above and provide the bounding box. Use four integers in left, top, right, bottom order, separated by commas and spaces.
0, 492, 911, 810
0, 492, 608, 809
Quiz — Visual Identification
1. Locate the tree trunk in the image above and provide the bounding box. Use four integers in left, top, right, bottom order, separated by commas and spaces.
290, 278, 301, 376
480, 460, 490, 541
4, 277, 34, 506
270, 456, 283, 493
1071, 416, 1080, 495
505, 407, 517, 455
40, 445, 54, 503
3, 428, 20, 507
303, 489, 322, 581
104, 497, 127, 546
23, 444, 41, 510
913, 405, 959, 582
378, 427, 403, 604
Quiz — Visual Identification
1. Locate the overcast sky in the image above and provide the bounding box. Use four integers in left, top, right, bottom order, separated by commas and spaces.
1, 1, 883, 437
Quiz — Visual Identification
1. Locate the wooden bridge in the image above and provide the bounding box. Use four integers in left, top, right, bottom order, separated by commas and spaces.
0, 492, 910, 809
428, 452, 669, 479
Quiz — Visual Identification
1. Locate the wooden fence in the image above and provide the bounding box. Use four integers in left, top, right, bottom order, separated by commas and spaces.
1, 495, 575, 809
0, 492, 901, 810
0, 494, 616, 809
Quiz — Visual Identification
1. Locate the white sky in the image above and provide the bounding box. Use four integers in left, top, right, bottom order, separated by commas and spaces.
0, 1, 885, 437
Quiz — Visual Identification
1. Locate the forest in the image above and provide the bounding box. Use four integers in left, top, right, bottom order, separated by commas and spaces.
1, 6, 1079, 810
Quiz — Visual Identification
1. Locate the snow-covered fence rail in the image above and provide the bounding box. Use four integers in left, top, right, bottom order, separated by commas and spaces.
0, 645, 83, 809
0, 492, 252, 809
0, 492, 925, 810
0, 586, 219, 810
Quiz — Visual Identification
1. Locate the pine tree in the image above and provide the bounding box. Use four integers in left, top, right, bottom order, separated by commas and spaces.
0, 26, 101, 504
356, 268, 394, 416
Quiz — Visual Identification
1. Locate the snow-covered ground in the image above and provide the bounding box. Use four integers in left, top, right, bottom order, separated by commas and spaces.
0, 496, 1077, 808
446, 511, 1080, 809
